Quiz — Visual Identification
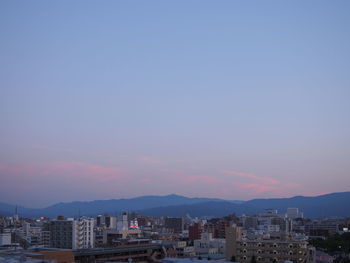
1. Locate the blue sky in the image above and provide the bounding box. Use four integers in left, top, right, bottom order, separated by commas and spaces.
1, 1, 350, 207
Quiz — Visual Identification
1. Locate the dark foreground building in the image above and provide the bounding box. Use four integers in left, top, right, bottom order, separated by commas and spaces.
74, 243, 175, 263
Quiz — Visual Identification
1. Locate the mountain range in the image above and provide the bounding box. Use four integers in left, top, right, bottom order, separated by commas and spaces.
1, 192, 349, 219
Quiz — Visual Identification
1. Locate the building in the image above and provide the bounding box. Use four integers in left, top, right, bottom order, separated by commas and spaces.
287, 208, 303, 219
189, 223, 202, 241
163, 241, 195, 258
305, 223, 339, 237
49, 218, 74, 249
102, 228, 142, 245
74, 242, 176, 262
96, 214, 117, 229
243, 216, 259, 230
162, 258, 229, 263
72, 218, 94, 249
165, 217, 184, 234
49, 217, 94, 249
225, 226, 315, 263
41, 231, 51, 247
0, 232, 12, 246
194, 232, 225, 255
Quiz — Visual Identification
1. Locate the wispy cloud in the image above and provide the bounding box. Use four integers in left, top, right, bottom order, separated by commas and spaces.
222, 170, 279, 185
221, 170, 301, 197
0, 161, 310, 206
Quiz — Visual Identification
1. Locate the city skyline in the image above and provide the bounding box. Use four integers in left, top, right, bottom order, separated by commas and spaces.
1, 1, 350, 207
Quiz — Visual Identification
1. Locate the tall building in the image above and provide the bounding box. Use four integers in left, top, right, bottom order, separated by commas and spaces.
117, 212, 129, 231
49, 218, 74, 249
287, 208, 303, 219
165, 217, 184, 234
97, 214, 117, 229
189, 223, 202, 241
49, 217, 94, 249
73, 217, 94, 249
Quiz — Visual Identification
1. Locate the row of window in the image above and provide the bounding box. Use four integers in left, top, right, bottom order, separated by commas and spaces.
240, 256, 306, 262
241, 242, 305, 249
240, 249, 306, 256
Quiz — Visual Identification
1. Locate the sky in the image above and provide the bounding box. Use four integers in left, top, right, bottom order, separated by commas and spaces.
1, 1, 350, 208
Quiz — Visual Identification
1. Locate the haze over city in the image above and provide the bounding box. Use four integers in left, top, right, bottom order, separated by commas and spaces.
1, 1, 350, 208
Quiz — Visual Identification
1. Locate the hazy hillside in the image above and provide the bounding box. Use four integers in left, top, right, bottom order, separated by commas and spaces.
2, 192, 349, 218
138, 200, 259, 217
245, 192, 350, 218
0, 194, 226, 218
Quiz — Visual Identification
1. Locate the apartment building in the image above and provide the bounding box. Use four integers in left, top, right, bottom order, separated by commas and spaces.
225, 226, 315, 263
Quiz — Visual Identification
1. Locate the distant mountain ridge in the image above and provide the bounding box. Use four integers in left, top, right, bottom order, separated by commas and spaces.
0, 194, 229, 218
1, 192, 349, 218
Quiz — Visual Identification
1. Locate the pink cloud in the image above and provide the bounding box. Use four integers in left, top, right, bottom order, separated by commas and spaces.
220, 171, 303, 198
180, 175, 221, 185
222, 170, 279, 185
0, 161, 311, 206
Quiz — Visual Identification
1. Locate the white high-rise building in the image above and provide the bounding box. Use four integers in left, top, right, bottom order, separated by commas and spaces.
286, 208, 303, 219
117, 212, 129, 231
72, 218, 94, 249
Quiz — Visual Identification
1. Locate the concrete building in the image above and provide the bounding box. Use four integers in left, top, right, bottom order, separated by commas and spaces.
41, 231, 51, 247
116, 212, 129, 231
49, 217, 94, 249
287, 208, 303, 219
74, 242, 176, 262
194, 232, 225, 255
225, 226, 315, 263
204, 220, 229, 239
305, 223, 339, 237
243, 216, 259, 230
164, 241, 195, 258
72, 218, 94, 249
162, 258, 229, 263
0, 232, 12, 246
165, 217, 184, 234
102, 228, 142, 245
189, 223, 202, 241
96, 214, 117, 229
49, 218, 74, 249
